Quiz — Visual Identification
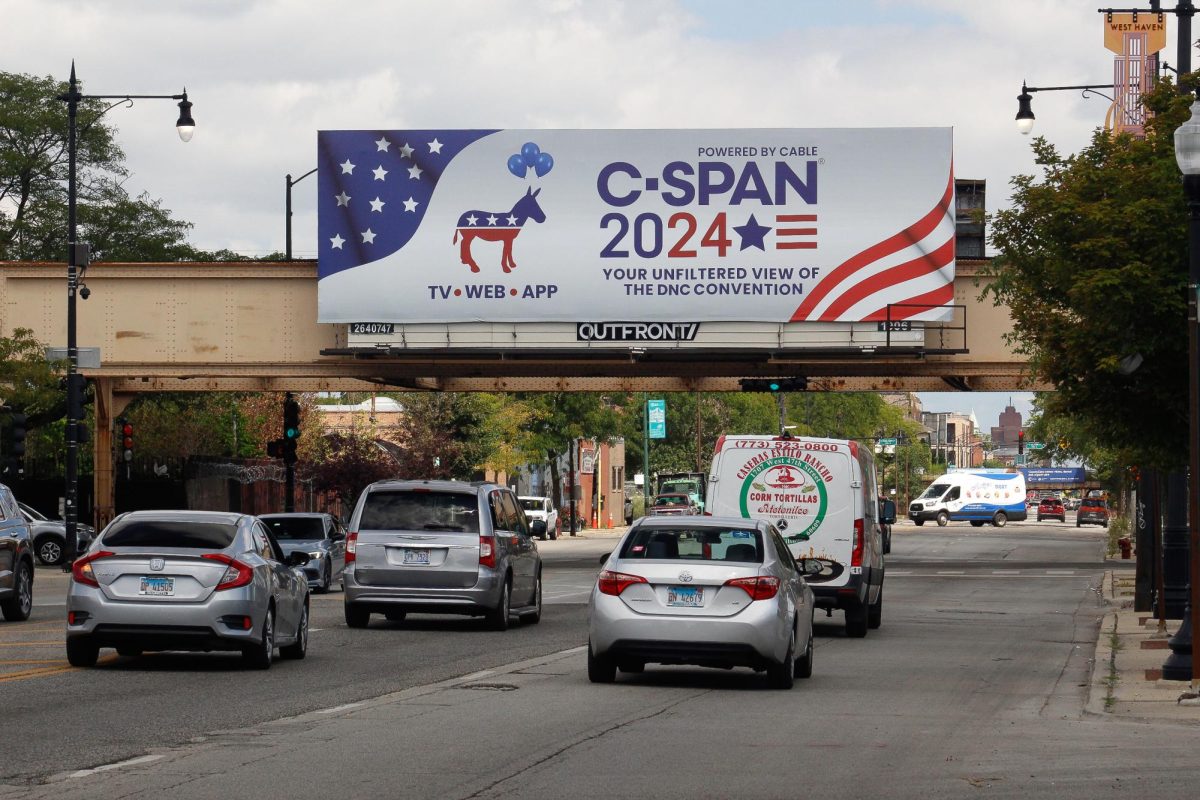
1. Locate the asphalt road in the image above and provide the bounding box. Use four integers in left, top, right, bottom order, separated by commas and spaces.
5, 520, 1194, 799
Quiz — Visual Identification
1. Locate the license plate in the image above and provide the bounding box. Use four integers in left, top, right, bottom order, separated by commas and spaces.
667, 586, 704, 607
139, 577, 174, 596
403, 548, 431, 565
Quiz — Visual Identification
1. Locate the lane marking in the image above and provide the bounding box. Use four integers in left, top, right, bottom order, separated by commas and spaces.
69, 754, 163, 778
936, 570, 966, 575
1046, 569, 1077, 575
991, 570, 1022, 575
316, 702, 364, 715
0, 641, 68, 647
0, 654, 117, 683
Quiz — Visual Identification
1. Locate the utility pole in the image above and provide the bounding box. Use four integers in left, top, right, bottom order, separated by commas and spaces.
642, 393, 651, 512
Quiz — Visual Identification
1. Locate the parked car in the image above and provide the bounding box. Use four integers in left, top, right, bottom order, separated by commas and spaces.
0, 483, 34, 622
1077, 497, 1110, 528
342, 480, 541, 630
648, 493, 699, 517
18, 501, 95, 566
1037, 497, 1066, 523
588, 516, 816, 688
65, 510, 311, 669
258, 512, 347, 593
518, 496, 559, 540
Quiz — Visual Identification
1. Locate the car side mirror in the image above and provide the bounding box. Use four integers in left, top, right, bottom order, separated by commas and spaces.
599, 552, 611, 566
286, 551, 311, 567
880, 499, 897, 524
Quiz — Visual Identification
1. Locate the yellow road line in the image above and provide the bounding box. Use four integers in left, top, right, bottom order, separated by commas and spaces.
0, 655, 116, 683
0, 659, 69, 665
0, 641, 65, 647
0, 623, 63, 634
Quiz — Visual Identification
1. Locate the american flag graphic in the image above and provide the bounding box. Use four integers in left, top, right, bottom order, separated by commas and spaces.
317, 130, 498, 278
789, 168, 956, 322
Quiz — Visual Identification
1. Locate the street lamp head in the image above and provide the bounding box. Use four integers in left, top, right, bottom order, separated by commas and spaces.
1016, 83, 1035, 135
1175, 89, 1200, 175
175, 91, 195, 143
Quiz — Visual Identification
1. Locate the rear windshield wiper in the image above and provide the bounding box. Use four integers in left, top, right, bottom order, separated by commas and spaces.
421, 523, 466, 531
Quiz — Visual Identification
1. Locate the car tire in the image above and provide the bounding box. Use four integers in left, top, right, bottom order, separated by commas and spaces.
970, 520, 985, 527
280, 604, 309, 660
523, 571, 542, 625
1, 560, 33, 622
243, 608, 275, 670
66, 637, 99, 668
795, 624, 814, 679
587, 641, 616, 683
1103, 520, 1109, 528
992, 512, 1008, 528
868, 587, 883, 630
936, 511, 949, 527
549, 528, 558, 541
883, 530, 891, 555
913, 519, 925, 527
845, 605, 868, 638
345, 602, 371, 629
34, 535, 64, 567
316, 561, 331, 594
767, 628, 796, 690
1077, 519, 1082, 528
486, 578, 511, 631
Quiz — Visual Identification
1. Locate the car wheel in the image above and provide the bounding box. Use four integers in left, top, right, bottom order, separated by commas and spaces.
0, 560, 33, 622
345, 602, 371, 628
66, 637, 99, 668
913, 519, 925, 527
549, 528, 557, 541
868, 586, 883, 630
767, 627, 796, 690
883, 530, 891, 555
280, 604, 309, 660
1103, 520, 1109, 528
486, 578, 511, 631
34, 535, 64, 566
316, 560, 331, 594
795, 623, 814, 679
523, 571, 542, 625
587, 641, 616, 683
845, 605, 868, 638
1077, 519, 1082, 528
936, 511, 949, 527
243, 608, 274, 670
992, 511, 1008, 528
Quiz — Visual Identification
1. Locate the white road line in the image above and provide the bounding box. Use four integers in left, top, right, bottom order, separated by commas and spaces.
69, 754, 162, 778
316, 702, 365, 715
936, 570, 966, 575
992, 570, 1022, 575
887, 570, 913, 576
1045, 570, 1077, 575
459, 669, 495, 682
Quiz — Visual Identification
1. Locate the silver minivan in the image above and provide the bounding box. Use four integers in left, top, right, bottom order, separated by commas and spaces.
342, 480, 541, 631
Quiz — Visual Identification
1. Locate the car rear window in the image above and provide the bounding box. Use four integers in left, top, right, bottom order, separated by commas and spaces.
1081, 499, 1106, 509
620, 527, 763, 562
519, 498, 544, 512
360, 490, 480, 533
261, 517, 325, 540
102, 520, 238, 549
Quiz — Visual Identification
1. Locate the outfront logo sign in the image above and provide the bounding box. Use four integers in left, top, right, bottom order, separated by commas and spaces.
316, 128, 954, 325
738, 456, 829, 541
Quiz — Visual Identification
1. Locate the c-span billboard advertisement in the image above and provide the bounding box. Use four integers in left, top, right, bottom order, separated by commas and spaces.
316, 128, 954, 324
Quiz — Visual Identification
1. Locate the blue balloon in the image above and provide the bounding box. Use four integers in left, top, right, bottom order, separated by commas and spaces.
507, 154, 526, 178
521, 141, 541, 167
534, 152, 554, 177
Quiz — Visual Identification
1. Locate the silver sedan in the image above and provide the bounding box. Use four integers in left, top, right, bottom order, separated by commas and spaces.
588, 516, 816, 689
66, 510, 311, 670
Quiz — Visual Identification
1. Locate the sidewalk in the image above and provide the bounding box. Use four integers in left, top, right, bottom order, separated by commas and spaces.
1089, 568, 1200, 723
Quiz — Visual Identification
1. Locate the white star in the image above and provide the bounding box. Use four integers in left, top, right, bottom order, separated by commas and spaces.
428, 138, 443, 154
486, 214, 498, 225
330, 234, 345, 250
373, 165, 388, 181
408, 164, 423, 180
403, 197, 419, 212
466, 214, 479, 226
375, 137, 390, 152
370, 197, 385, 213
340, 159, 355, 175
399, 142, 414, 159
506, 215, 518, 225
335, 192, 350, 207
361, 229, 376, 244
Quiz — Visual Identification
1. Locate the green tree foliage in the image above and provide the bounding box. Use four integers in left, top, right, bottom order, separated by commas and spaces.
987, 80, 1193, 471
305, 429, 396, 510
0, 328, 70, 471
518, 393, 623, 508
627, 393, 777, 474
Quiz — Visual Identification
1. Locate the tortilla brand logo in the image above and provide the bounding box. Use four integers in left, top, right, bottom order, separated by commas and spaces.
739, 456, 828, 541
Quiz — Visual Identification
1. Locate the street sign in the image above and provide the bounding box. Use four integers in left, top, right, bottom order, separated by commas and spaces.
1026, 442, 1045, 450
46, 346, 101, 368
648, 399, 666, 440
879, 437, 898, 446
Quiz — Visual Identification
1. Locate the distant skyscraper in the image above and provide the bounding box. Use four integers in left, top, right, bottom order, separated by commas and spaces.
991, 401, 1023, 446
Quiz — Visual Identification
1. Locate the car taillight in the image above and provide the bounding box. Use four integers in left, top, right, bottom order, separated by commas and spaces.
345, 532, 358, 565
724, 575, 780, 601
597, 570, 647, 595
202, 553, 254, 590
851, 518, 864, 567
71, 550, 115, 588
479, 535, 497, 569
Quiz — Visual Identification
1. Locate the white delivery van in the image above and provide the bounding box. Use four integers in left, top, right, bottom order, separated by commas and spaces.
707, 435, 895, 638
907, 470, 1028, 527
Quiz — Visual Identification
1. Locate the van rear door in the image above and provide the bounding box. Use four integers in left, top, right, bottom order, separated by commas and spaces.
353, 488, 482, 589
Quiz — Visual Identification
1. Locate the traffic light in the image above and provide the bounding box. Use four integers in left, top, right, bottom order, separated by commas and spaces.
282, 394, 300, 465
118, 418, 134, 462
1017, 430, 1025, 455
738, 377, 808, 392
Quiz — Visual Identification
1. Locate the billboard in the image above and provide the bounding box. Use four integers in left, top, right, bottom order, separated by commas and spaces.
317, 128, 954, 324
1020, 467, 1087, 484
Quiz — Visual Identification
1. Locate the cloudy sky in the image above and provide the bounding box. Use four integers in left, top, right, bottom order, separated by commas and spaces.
4, 0, 1149, 431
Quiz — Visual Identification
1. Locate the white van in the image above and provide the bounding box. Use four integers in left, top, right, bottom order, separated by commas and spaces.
706, 435, 895, 638
907, 470, 1028, 528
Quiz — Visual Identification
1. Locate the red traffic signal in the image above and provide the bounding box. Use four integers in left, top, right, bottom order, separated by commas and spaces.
1017, 430, 1025, 455
118, 419, 134, 461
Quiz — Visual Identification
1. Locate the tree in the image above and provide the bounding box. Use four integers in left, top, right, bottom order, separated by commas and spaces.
518, 393, 623, 510
0, 328, 70, 473
304, 429, 396, 510
987, 79, 1193, 471
623, 392, 777, 476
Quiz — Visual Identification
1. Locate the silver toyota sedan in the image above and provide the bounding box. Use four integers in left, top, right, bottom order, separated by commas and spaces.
588, 516, 816, 688
65, 510, 311, 669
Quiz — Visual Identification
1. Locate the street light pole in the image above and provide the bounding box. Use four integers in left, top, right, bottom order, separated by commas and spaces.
56, 62, 194, 568
285, 168, 316, 260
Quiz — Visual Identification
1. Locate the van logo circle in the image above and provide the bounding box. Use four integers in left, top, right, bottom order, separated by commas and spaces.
739, 456, 828, 540
678, 570, 693, 583
149, 558, 165, 571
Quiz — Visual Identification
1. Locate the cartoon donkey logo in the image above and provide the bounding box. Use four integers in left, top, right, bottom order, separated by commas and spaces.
453, 187, 546, 273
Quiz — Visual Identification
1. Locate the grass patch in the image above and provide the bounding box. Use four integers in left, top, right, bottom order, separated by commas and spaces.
1107, 514, 1131, 558
1104, 617, 1122, 711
